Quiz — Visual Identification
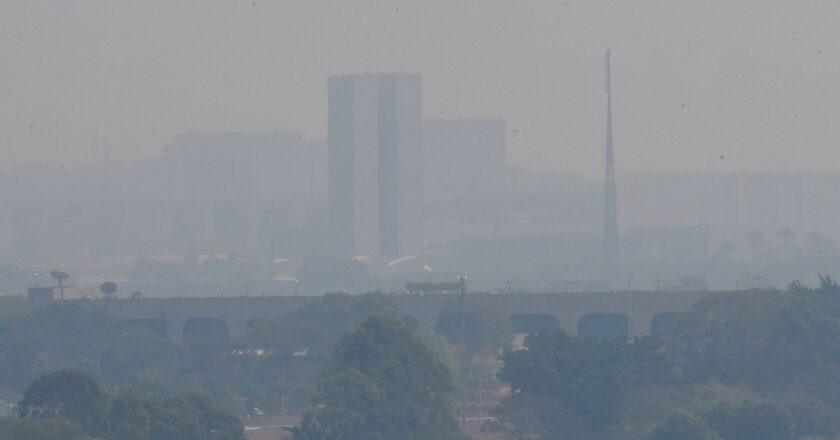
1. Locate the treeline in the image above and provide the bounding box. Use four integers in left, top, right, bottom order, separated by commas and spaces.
1, 369, 243, 440
486, 276, 840, 439
8, 280, 840, 439
0, 293, 410, 414
0, 292, 512, 419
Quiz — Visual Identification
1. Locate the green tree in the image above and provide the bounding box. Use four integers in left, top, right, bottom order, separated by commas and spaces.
435, 299, 512, 359
702, 401, 794, 440
485, 392, 590, 440
148, 392, 245, 440
498, 331, 668, 436
649, 413, 720, 440
292, 316, 463, 440
109, 390, 152, 440
234, 293, 404, 415
18, 369, 109, 437
16, 302, 178, 393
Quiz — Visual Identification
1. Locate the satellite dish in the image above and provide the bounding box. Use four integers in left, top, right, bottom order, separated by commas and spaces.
50, 271, 70, 287
100, 281, 118, 296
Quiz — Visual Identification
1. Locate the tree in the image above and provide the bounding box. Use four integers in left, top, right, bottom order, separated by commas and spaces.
435, 299, 513, 359
291, 292, 402, 354
497, 331, 668, 436
436, 299, 512, 422
818, 273, 839, 292
237, 293, 406, 415
149, 392, 245, 440
109, 390, 152, 440
18, 369, 109, 437
485, 392, 590, 440
292, 316, 463, 440
19, 302, 178, 393
649, 413, 720, 440
702, 401, 794, 440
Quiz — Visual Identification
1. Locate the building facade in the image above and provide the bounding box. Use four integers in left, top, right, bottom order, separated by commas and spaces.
328, 73, 423, 258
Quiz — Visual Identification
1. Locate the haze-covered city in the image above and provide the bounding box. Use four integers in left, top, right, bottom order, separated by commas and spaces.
2, 2, 840, 439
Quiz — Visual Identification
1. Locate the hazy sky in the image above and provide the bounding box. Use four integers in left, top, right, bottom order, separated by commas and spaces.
2, 1, 840, 177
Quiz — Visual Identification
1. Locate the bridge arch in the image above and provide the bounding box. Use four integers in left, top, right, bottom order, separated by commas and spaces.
577, 313, 629, 339
650, 311, 697, 336
182, 317, 229, 347
510, 313, 560, 334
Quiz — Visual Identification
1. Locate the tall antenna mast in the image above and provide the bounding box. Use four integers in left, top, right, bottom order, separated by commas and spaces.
603, 50, 620, 286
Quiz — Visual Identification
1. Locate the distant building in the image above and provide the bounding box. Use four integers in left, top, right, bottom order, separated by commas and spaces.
27, 286, 79, 307
423, 118, 506, 197
159, 131, 327, 201
127, 131, 328, 257
328, 73, 424, 258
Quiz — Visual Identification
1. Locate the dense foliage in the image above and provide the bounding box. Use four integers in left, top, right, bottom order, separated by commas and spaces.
19, 369, 109, 436
7, 369, 244, 440
0, 293, 402, 416
292, 316, 463, 440
12, 281, 840, 439
495, 332, 667, 437
435, 298, 513, 358
488, 279, 840, 440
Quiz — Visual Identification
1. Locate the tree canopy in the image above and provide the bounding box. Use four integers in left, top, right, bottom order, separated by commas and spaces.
490, 281, 840, 439
292, 315, 463, 440
18, 369, 109, 436
11, 370, 244, 440
435, 298, 513, 359
497, 331, 667, 436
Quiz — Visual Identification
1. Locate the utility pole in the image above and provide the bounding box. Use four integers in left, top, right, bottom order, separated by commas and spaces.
457, 275, 468, 427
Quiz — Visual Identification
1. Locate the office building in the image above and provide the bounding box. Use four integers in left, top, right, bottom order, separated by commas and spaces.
328, 73, 423, 258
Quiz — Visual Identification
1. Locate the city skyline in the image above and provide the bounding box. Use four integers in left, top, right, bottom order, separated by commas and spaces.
3, 2, 840, 177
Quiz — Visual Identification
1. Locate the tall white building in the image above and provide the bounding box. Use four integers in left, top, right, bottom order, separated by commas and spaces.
328, 73, 423, 258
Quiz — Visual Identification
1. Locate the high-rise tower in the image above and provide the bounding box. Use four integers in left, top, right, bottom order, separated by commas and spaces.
603, 50, 620, 285
328, 73, 424, 259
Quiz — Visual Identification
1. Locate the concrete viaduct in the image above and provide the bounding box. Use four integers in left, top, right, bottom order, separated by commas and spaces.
101, 291, 712, 343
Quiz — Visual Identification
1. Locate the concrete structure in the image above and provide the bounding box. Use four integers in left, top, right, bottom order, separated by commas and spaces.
27, 286, 79, 307
99, 291, 710, 343
0, 132, 328, 262
328, 73, 423, 258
